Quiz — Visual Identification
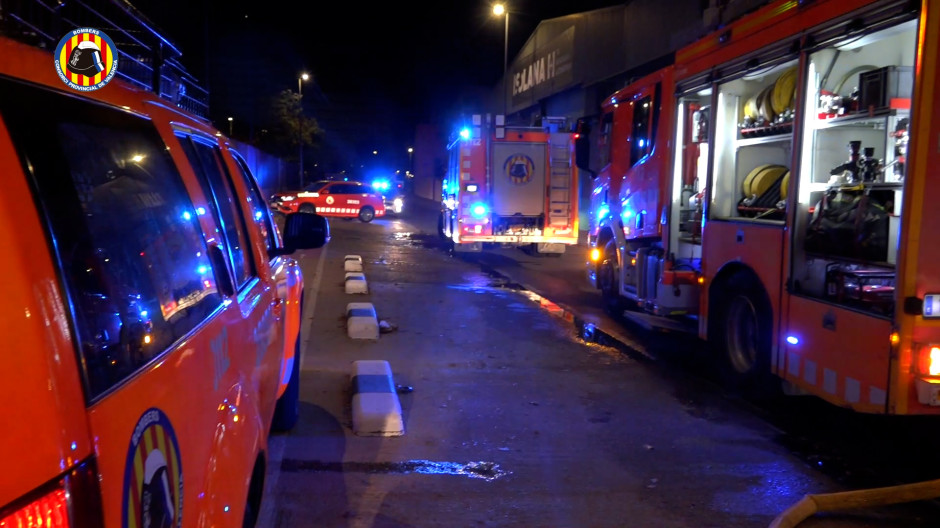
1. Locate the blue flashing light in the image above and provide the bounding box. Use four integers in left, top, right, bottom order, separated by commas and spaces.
182, 211, 192, 221
470, 202, 487, 218
140, 310, 148, 318
596, 204, 610, 221
459, 127, 471, 140
372, 180, 390, 191
786, 336, 799, 345
638, 138, 646, 148
197, 265, 209, 275
196, 207, 207, 216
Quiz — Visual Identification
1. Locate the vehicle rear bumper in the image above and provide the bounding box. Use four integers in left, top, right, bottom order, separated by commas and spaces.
458, 235, 578, 244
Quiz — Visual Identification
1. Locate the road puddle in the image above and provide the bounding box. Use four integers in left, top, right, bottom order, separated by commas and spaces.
281, 459, 510, 481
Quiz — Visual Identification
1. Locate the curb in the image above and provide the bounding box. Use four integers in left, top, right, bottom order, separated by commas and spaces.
346, 302, 379, 340
345, 272, 368, 294
344, 255, 363, 272
350, 360, 404, 436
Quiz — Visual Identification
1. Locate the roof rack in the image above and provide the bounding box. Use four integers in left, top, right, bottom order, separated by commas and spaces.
0, 0, 209, 119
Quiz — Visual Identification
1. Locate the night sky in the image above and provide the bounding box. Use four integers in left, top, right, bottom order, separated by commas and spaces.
129, 0, 626, 174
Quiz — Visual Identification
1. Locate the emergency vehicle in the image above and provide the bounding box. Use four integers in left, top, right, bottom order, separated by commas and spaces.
0, 14, 328, 528
440, 114, 579, 254
270, 180, 386, 222
579, 0, 940, 414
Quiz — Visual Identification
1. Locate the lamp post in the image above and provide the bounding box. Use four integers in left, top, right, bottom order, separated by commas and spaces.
493, 3, 509, 115
227, 116, 233, 137
297, 72, 309, 188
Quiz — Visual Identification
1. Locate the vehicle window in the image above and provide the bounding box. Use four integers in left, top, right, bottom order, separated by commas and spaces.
230, 151, 279, 252
304, 181, 328, 193
331, 184, 351, 195
599, 111, 613, 167
630, 95, 653, 165
0, 80, 223, 399
178, 135, 255, 289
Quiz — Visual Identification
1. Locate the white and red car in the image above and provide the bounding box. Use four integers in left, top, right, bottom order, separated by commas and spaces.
271, 180, 386, 222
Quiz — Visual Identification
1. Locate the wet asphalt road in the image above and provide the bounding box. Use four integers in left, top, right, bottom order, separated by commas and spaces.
258, 198, 940, 528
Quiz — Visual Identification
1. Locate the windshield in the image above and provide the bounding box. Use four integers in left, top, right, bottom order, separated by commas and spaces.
304, 181, 329, 192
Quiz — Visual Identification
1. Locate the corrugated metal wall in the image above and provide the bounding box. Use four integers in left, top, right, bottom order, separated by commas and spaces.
492, 0, 770, 123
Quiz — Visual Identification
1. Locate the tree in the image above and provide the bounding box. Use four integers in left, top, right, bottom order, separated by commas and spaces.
257, 89, 321, 160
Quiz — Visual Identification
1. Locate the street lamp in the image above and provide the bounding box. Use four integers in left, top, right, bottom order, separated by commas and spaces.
297, 72, 310, 187
407, 146, 413, 172
227, 116, 233, 137
493, 3, 509, 74
493, 3, 510, 115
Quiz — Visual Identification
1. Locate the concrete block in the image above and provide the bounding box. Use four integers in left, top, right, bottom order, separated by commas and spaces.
351, 360, 404, 436
345, 272, 368, 294
346, 302, 379, 340
344, 255, 363, 272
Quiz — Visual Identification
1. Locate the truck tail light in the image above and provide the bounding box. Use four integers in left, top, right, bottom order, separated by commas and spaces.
0, 458, 103, 528
917, 345, 940, 376
0, 489, 69, 527
590, 248, 601, 262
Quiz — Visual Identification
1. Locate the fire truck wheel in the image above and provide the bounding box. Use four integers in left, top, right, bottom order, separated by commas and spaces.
716, 276, 775, 395
299, 203, 316, 214
358, 206, 375, 223
599, 241, 622, 312
437, 213, 448, 240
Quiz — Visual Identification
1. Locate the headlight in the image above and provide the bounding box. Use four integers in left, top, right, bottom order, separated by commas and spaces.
393, 197, 403, 213
279, 195, 296, 201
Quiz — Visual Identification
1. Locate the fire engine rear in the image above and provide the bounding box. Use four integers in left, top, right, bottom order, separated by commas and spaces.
439, 114, 579, 254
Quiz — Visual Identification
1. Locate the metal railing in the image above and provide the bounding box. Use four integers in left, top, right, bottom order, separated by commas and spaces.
0, 0, 209, 118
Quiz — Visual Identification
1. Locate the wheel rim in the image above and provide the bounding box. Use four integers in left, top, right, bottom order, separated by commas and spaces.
726, 295, 758, 374
361, 208, 374, 221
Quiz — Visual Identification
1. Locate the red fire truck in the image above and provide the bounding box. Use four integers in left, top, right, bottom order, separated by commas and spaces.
440, 114, 579, 254
579, 0, 940, 414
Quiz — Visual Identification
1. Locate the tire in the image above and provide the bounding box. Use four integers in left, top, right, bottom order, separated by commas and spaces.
271, 331, 301, 432
358, 206, 375, 223
714, 274, 777, 397
437, 213, 448, 240
242, 457, 265, 528
598, 241, 622, 313
298, 203, 315, 214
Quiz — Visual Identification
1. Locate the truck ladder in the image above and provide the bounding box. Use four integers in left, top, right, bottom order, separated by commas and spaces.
548, 133, 573, 227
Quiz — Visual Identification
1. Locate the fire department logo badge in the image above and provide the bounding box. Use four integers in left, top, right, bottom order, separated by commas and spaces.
326, 196, 335, 205
504, 154, 536, 186
122, 408, 183, 528
54, 28, 119, 92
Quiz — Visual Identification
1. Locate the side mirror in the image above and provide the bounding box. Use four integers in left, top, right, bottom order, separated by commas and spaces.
574, 119, 595, 177
273, 212, 330, 256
